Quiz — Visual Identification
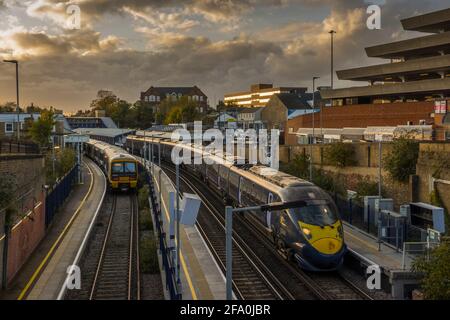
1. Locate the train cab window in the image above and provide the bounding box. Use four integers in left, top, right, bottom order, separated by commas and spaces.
124, 162, 136, 173
112, 163, 123, 173
291, 204, 338, 227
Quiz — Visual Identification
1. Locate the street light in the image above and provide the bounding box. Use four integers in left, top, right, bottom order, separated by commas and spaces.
3, 59, 20, 140
329, 30, 336, 89
310, 76, 320, 182
225, 200, 307, 300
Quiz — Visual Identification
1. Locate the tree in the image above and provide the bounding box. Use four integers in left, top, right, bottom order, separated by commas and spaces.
383, 137, 419, 182
165, 107, 183, 124
0, 102, 18, 112
412, 240, 450, 299
29, 109, 54, 147
132, 101, 154, 129
324, 142, 356, 167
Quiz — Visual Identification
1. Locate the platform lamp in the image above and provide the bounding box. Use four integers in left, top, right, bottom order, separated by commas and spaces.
3, 59, 20, 141
309, 76, 320, 182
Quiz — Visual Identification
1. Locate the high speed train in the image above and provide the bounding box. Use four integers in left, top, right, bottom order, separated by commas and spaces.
85, 139, 138, 191
126, 134, 346, 271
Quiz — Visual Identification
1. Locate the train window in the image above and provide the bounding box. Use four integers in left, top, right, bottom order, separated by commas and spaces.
124, 162, 136, 173
112, 163, 123, 173
291, 204, 338, 227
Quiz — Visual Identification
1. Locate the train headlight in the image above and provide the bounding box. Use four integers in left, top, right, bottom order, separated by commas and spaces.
302, 228, 312, 240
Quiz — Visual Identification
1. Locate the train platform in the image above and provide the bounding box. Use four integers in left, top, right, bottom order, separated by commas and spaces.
147, 162, 226, 300
343, 222, 418, 299
13, 159, 106, 300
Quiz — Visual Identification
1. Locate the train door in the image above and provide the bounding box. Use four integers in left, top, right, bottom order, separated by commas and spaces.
266, 193, 274, 230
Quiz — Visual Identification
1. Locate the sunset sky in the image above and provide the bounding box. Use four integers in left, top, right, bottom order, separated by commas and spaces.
0, 0, 447, 112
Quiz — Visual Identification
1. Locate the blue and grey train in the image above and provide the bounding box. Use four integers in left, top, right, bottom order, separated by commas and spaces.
126, 134, 346, 271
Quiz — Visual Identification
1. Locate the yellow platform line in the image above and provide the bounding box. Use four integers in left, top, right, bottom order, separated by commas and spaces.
159, 185, 198, 300
17, 162, 95, 300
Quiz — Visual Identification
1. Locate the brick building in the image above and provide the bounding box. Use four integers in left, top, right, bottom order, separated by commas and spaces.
224, 84, 307, 108
140, 86, 208, 114
287, 8, 450, 144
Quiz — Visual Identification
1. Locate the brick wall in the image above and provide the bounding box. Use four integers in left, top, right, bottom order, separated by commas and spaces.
285, 101, 435, 145
415, 143, 450, 215
0, 154, 45, 286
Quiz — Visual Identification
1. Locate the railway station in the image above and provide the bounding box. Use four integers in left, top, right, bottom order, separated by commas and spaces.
0, 2, 449, 308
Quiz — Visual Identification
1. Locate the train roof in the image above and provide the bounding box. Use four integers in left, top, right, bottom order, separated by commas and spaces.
126, 135, 314, 189
248, 166, 313, 188
87, 139, 137, 161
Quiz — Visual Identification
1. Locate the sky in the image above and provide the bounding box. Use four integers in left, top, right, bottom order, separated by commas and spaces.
0, 0, 448, 113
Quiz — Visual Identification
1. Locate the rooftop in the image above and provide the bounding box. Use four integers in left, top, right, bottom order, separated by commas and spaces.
365, 31, 450, 59
74, 128, 134, 138
401, 8, 450, 33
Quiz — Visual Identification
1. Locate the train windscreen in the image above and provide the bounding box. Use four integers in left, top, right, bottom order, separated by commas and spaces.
291, 204, 338, 227
112, 162, 137, 174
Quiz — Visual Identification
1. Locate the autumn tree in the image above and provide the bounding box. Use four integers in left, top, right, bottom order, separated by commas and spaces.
412, 240, 450, 299
29, 109, 55, 147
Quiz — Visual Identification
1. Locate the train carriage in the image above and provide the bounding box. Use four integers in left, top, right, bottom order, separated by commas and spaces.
86, 139, 138, 191
125, 134, 346, 271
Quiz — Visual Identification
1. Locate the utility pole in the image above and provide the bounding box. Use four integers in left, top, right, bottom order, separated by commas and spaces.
310, 76, 320, 182
329, 30, 336, 89
3, 60, 20, 140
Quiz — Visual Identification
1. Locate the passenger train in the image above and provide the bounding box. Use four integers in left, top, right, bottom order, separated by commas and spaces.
85, 139, 138, 191
125, 134, 346, 271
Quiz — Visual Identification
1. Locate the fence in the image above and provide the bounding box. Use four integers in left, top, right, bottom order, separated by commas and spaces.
0, 139, 40, 155
143, 161, 180, 300
45, 166, 78, 227
335, 193, 430, 250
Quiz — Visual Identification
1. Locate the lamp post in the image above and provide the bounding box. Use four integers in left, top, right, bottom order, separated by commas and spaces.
329, 30, 336, 89
3, 59, 20, 140
310, 76, 320, 182
225, 200, 307, 300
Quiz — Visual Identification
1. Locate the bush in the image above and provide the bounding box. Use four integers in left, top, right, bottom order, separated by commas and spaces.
138, 185, 150, 209
313, 170, 343, 196
324, 142, 356, 167
140, 235, 160, 274
283, 154, 309, 179
140, 208, 153, 231
355, 176, 380, 203
383, 138, 419, 182
412, 240, 450, 299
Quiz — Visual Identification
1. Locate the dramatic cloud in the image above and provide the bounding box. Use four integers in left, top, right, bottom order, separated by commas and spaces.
0, 0, 448, 111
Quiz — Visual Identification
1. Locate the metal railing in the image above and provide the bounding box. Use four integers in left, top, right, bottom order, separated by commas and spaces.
45, 166, 78, 227
144, 163, 180, 300
0, 139, 40, 155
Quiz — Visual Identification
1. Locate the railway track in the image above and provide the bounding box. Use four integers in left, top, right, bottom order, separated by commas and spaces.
160, 162, 374, 300
65, 193, 140, 300
161, 163, 317, 300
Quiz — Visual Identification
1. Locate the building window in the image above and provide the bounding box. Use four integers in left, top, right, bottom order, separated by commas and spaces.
144, 96, 149, 102
193, 95, 199, 101
157, 96, 160, 102
5, 123, 13, 133
150, 95, 156, 102
199, 96, 204, 102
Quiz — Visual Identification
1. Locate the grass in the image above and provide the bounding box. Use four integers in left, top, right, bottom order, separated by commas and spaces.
140, 235, 160, 274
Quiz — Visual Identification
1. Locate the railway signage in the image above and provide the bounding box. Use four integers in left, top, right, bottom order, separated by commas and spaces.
180, 193, 201, 226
